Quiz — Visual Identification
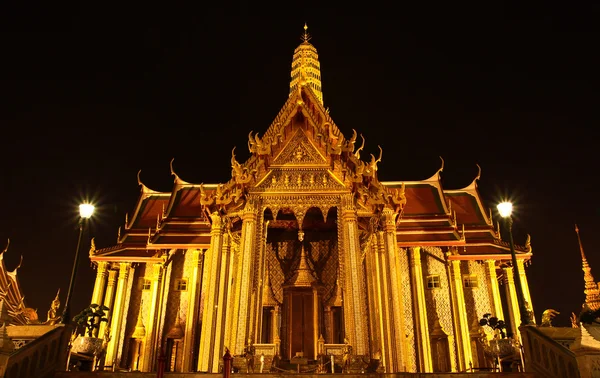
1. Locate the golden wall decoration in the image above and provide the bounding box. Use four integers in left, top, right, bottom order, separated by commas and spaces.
398, 247, 417, 371
464, 260, 493, 325
422, 246, 458, 371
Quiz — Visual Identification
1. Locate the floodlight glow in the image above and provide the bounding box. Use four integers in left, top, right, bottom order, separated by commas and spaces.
79, 204, 95, 218
497, 202, 513, 218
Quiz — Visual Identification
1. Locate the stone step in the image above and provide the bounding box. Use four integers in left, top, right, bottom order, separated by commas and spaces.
53, 372, 535, 378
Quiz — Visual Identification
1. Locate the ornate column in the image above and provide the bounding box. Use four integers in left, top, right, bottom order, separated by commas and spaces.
182, 249, 204, 372
364, 234, 383, 364
234, 199, 258, 354
448, 259, 473, 372
105, 262, 131, 367
91, 261, 108, 306
99, 268, 118, 338
382, 208, 408, 372
503, 267, 521, 341
485, 260, 504, 320
141, 263, 164, 372
312, 285, 320, 358
211, 230, 233, 370
517, 259, 535, 323
339, 194, 368, 354
272, 305, 281, 353
409, 247, 432, 372
198, 212, 225, 372
228, 231, 246, 355
374, 231, 392, 369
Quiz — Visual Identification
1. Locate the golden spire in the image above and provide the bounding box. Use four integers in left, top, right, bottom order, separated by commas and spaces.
290, 23, 323, 105
575, 224, 600, 311
285, 245, 317, 288
132, 300, 146, 339
302, 23, 310, 42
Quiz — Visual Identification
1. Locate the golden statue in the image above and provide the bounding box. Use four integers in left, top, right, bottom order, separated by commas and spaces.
540, 309, 560, 327
44, 289, 61, 325
570, 312, 579, 328
341, 337, 352, 373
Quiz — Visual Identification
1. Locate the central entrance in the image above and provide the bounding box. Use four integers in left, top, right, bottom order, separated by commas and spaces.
261, 206, 342, 360
283, 287, 315, 359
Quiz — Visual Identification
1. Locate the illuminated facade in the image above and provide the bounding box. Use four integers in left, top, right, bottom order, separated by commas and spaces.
88, 26, 535, 373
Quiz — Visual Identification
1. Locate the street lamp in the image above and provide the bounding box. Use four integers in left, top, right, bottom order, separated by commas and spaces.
60, 203, 95, 324
497, 201, 530, 326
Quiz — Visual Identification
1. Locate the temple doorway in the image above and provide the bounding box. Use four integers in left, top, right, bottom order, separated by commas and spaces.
261, 206, 340, 361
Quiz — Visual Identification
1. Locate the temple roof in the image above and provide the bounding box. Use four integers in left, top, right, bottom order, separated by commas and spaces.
0, 240, 34, 325
91, 29, 532, 265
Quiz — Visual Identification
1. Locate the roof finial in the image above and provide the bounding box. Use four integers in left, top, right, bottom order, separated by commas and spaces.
1, 239, 9, 255
575, 224, 600, 311
302, 23, 310, 42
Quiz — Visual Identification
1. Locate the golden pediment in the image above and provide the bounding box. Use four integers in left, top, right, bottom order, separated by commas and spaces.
254, 169, 345, 192
271, 128, 327, 166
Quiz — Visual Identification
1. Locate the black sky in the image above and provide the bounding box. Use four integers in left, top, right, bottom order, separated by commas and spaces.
1, 3, 599, 327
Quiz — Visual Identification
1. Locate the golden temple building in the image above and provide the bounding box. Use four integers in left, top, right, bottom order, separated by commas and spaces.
88, 26, 535, 373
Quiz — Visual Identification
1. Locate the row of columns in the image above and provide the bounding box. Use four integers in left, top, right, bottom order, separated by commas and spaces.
407, 250, 533, 372
88, 200, 534, 374
90, 261, 133, 369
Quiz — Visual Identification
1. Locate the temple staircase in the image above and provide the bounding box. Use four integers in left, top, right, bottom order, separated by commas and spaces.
53, 373, 534, 378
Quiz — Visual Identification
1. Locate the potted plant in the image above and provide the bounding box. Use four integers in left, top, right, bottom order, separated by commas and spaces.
70, 304, 110, 356
479, 313, 506, 339
478, 313, 518, 362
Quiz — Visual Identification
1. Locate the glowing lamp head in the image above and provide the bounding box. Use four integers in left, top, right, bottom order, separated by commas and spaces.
497, 202, 513, 218
79, 204, 95, 219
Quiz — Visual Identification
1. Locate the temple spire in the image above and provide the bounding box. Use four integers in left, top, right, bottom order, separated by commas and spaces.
575, 224, 600, 311
302, 23, 310, 42
289, 23, 323, 105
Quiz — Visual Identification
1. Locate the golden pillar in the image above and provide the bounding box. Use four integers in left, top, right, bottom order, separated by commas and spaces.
340, 194, 368, 354
99, 268, 118, 338
141, 263, 164, 372
382, 208, 408, 372
211, 230, 233, 370
517, 259, 535, 323
363, 235, 382, 363
91, 261, 108, 306
198, 212, 225, 372
234, 200, 258, 354
182, 249, 204, 372
503, 267, 521, 341
485, 260, 504, 320
223, 241, 239, 355
409, 247, 432, 372
372, 231, 392, 371
105, 262, 131, 368
272, 305, 281, 353
312, 286, 319, 357
228, 228, 246, 354
448, 259, 473, 372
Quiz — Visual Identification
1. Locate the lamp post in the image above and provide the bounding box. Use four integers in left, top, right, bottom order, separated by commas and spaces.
60, 203, 95, 324
497, 201, 530, 326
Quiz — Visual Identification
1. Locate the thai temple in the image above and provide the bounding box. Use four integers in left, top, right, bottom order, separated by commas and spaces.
3, 25, 600, 378
84, 25, 537, 374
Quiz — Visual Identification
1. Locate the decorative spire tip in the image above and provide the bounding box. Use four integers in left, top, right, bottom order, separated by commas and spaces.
302, 23, 311, 42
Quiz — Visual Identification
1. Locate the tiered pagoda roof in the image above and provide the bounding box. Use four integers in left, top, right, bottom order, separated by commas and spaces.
91, 26, 531, 265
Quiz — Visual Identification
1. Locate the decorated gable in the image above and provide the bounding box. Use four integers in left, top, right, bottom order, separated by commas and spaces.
271, 128, 328, 166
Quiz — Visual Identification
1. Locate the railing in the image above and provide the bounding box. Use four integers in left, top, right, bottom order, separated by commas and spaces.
2, 324, 71, 378
520, 325, 580, 378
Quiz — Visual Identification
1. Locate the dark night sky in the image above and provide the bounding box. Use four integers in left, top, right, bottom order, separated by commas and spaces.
1, 3, 599, 327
